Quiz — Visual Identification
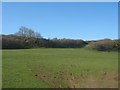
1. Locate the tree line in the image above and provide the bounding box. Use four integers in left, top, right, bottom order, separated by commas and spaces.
1, 26, 120, 51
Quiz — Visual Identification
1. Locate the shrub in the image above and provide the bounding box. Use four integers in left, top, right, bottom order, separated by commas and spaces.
86, 39, 115, 51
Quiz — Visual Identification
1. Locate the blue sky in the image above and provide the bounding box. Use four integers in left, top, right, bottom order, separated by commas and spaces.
2, 2, 118, 40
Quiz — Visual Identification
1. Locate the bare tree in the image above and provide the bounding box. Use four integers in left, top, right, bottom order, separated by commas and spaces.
35, 32, 42, 39
15, 26, 42, 38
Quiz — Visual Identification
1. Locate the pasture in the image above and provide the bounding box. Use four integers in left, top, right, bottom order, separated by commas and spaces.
2, 48, 118, 88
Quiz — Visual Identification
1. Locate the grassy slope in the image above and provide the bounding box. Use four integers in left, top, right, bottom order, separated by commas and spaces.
2, 48, 118, 88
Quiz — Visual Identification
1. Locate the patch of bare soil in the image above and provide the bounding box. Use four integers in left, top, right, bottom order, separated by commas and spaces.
31, 68, 118, 88
82, 71, 118, 88
32, 68, 66, 88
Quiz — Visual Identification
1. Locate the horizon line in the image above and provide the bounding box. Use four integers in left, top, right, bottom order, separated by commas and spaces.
0, 33, 118, 41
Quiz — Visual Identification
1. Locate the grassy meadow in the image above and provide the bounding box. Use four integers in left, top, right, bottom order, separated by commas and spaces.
2, 48, 118, 88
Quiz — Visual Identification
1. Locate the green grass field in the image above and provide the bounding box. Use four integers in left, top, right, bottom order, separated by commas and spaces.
2, 48, 118, 88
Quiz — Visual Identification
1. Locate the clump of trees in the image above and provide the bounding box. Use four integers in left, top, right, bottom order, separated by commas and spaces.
51, 38, 87, 48
2, 26, 43, 49
2, 34, 26, 49
15, 26, 42, 39
2, 26, 87, 49
1, 26, 119, 52
86, 39, 120, 51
